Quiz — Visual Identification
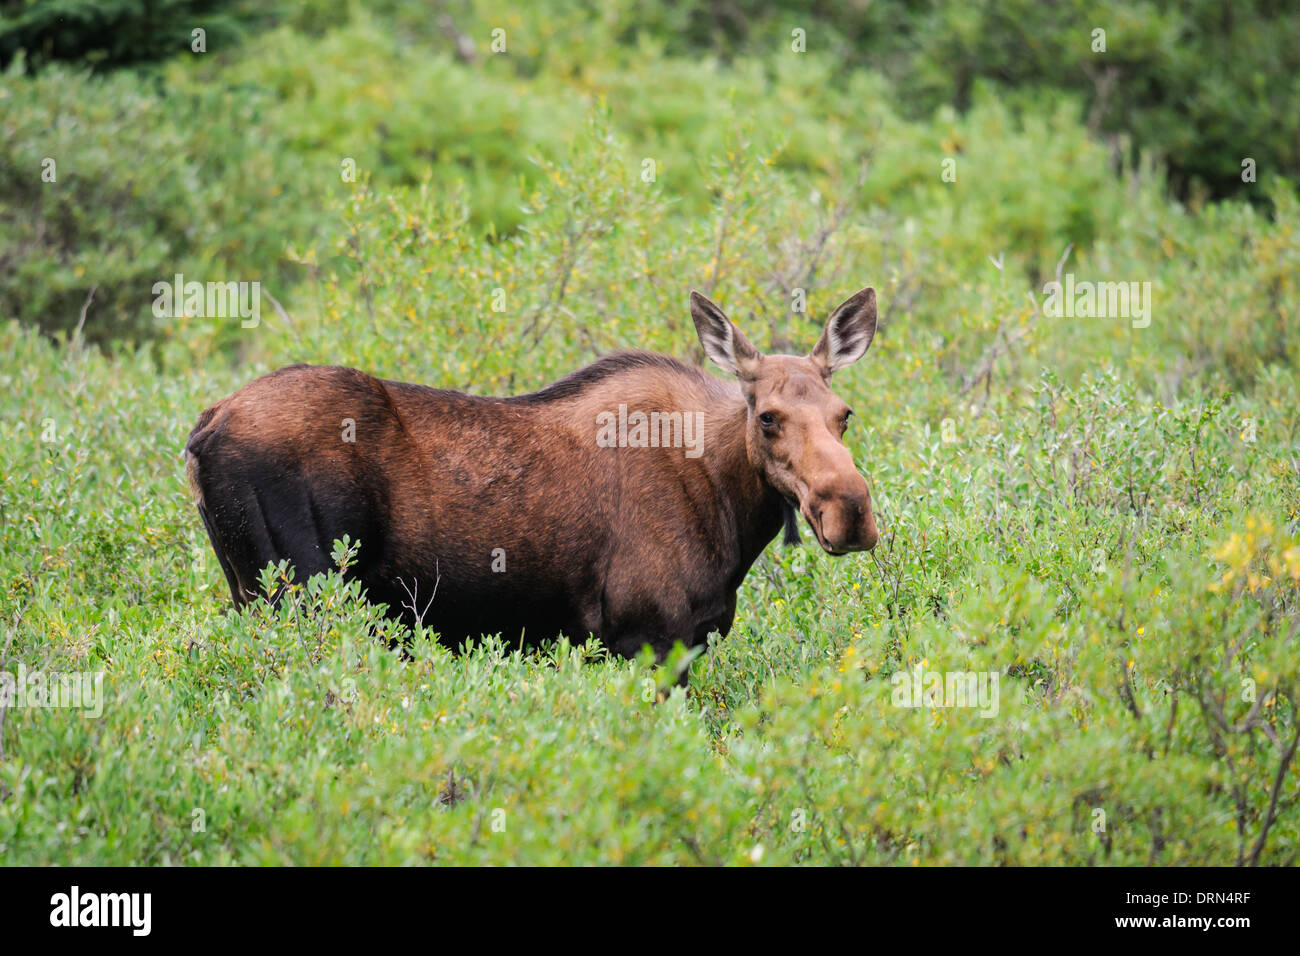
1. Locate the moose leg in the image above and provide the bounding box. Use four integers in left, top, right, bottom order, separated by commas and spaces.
602, 580, 696, 667
194, 498, 245, 607
690, 591, 737, 650
191, 456, 345, 608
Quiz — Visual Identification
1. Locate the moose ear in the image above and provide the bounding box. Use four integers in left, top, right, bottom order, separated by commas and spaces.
690, 290, 762, 378
810, 287, 877, 376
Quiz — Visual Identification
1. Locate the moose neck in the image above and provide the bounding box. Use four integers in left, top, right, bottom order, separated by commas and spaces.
708, 394, 787, 575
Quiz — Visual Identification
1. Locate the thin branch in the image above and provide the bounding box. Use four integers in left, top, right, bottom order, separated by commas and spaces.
397, 559, 441, 629
74, 285, 97, 340
1247, 713, 1300, 866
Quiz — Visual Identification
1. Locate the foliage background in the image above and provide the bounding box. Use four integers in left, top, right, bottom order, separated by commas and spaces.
0, 0, 1297, 864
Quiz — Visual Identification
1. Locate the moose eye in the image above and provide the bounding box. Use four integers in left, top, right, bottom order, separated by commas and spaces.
757, 411, 778, 429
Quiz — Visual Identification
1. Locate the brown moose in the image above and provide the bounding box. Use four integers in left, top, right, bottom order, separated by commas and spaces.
186, 288, 880, 661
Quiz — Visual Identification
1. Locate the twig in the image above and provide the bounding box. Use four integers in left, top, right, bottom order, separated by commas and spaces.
1247, 710, 1300, 866
75, 285, 97, 340
434, 0, 477, 63
397, 559, 441, 628
261, 286, 298, 331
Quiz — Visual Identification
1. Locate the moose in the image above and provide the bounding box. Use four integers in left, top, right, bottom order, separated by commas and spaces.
185, 287, 880, 662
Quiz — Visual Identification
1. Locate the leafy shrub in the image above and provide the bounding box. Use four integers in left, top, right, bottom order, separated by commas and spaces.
583, 0, 1300, 200
0, 57, 320, 346
0, 0, 262, 71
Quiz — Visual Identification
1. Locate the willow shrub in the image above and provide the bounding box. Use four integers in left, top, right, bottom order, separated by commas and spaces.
2, 25, 1298, 865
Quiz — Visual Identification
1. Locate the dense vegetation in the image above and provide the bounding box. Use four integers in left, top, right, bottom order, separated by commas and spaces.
0, 1, 1297, 864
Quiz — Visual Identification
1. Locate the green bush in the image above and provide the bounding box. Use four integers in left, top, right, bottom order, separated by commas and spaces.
3, 111, 1297, 861
0, 57, 321, 347
585, 0, 1300, 201
0, 0, 263, 71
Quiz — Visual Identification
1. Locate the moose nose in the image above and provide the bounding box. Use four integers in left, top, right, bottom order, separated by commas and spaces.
809, 480, 877, 554
858, 504, 879, 552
